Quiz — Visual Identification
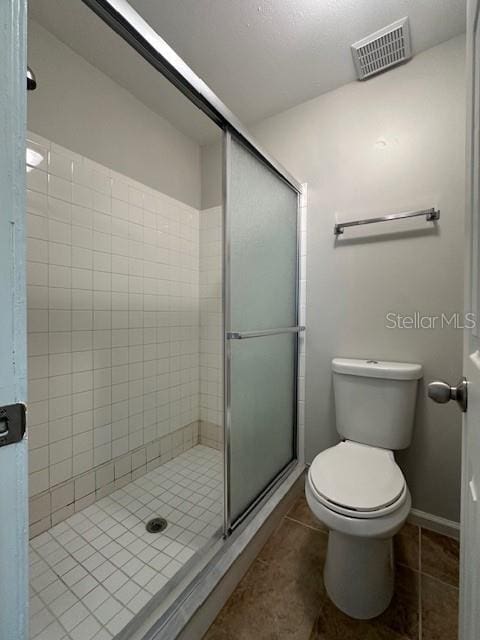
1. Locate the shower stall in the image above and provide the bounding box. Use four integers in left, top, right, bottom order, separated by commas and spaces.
26, 2, 306, 639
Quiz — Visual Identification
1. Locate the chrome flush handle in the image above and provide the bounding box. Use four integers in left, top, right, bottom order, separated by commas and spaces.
427, 377, 468, 413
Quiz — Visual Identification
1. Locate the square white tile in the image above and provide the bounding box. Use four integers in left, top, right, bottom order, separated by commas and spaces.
29, 445, 222, 639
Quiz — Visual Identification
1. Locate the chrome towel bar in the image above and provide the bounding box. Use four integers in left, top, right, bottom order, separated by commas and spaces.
334, 207, 440, 236
227, 326, 306, 340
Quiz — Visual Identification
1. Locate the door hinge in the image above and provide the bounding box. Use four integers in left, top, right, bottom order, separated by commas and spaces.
0, 403, 26, 447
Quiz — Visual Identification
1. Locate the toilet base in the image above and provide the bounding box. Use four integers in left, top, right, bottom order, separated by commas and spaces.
323, 529, 394, 619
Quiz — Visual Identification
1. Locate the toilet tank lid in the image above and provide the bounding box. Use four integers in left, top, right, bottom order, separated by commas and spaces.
332, 358, 423, 380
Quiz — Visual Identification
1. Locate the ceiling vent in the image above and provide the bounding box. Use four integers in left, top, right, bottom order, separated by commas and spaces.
351, 17, 412, 80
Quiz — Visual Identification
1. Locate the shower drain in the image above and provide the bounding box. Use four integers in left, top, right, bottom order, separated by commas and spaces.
146, 517, 168, 533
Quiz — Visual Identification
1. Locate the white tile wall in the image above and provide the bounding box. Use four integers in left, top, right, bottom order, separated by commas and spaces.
26, 131, 201, 509
199, 206, 223, 430
26, 133, 306, 538
199, 420, 223, 451
29, 422, 199, 538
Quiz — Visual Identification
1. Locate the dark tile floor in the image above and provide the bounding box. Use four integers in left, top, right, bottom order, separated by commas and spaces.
203, 495, 459, 640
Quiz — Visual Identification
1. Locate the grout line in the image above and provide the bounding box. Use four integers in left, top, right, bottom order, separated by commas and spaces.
418, 525, 422, 640
396, 560, 421, 573
419, 525, 422, 574
419, 570, 459, 590
418, 569, 422, 640
418, 525, 459, 589
255, 557, 269, 567
255, 510, 323, 566
284, 514, 328, 534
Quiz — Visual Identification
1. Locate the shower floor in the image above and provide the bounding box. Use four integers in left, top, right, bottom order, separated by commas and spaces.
29, 445, 223, 640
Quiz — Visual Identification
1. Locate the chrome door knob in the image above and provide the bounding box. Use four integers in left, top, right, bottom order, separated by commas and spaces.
427, 377, 468, 412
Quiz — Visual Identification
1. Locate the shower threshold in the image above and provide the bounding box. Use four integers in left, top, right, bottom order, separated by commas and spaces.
29, 445, 223, 640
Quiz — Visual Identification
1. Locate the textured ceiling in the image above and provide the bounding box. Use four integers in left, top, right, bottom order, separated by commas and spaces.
30, 0, 466, 143
129, 0, 466, 122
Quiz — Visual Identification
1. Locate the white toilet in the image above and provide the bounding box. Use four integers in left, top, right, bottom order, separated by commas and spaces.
306, 357, 423, 620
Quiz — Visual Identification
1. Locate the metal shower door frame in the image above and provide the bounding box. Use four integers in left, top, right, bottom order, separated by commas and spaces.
223, 130, 303, 534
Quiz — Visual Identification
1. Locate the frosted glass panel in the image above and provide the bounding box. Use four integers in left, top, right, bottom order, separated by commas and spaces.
227, 135, 299, 526
230, 334, 295, 522
229, 137, 298, 331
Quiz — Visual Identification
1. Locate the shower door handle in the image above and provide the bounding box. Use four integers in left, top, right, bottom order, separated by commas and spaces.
227, 326, 305, 340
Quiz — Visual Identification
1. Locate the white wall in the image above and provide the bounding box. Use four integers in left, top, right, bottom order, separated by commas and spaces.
254, 36, 466, 522
28, 21, 202, 209
202, 35, 466, 522
201, 143, 223, 210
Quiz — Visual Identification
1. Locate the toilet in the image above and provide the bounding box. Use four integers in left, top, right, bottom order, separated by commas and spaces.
306, 357, 423, 620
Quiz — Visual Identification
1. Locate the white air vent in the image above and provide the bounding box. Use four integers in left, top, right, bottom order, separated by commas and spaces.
351, 17, 412, 80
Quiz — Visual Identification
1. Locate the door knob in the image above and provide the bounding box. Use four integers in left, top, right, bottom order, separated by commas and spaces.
427, 377, 468, 412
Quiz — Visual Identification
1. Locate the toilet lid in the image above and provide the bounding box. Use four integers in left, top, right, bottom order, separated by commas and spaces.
309, 441, 405, 512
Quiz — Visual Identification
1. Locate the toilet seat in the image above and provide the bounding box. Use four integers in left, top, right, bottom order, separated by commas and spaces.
308, 440, 407, 519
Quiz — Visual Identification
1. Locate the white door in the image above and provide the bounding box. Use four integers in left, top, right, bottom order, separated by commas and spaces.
0, 1, 29, 639
460, 1, 480, 638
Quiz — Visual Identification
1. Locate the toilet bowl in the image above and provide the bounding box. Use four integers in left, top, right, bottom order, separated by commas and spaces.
306, 441, 411, 619
306, 358, 422, 619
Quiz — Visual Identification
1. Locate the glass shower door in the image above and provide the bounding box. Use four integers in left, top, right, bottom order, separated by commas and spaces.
224, 132, 302, 530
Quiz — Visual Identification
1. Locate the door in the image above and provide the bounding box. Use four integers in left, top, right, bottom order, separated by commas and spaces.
461, 1, 480, 637
224, 131, 302, 531
0, 1, 29, 639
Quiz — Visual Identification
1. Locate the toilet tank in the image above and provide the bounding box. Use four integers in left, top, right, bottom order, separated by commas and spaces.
332, 358, 423, 450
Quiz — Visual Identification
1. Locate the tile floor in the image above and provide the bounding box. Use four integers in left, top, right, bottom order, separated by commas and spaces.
204, 494, 459, 640
29, 445, 223, 640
